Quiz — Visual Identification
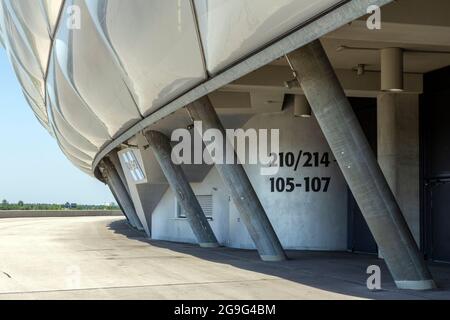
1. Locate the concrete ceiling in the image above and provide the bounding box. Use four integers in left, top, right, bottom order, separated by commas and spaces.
268, 0, 450, 74
321, 0, 450, 74
213, 0, 450, 113
322, 38, 450, 74
124, 0, 450, 186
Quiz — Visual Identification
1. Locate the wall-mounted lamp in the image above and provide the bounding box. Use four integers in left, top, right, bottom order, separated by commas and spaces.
381, 48, 404, 92
356, 64, 366, 76
338, 45, 450, 92
294, 95, 312, 118
284, 78, 299, 89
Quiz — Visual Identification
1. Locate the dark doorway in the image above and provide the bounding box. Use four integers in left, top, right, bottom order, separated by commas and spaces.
347, 97, 378, 254
422, 66, 450, 263
426, 181, 450, 262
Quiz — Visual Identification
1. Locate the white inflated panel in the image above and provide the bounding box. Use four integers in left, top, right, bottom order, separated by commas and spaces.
55, 0, 142, 138
194, 0, 341, 74
46, 93, 99, 159
9, 54, 47, 118
0, 0, 50, 102
85, 0, 207, 116
4, 0, 53, 71
0, 0, 343, 175
0, 10, 4, 48
47, 49, 112, 150
40, 0, 63, 36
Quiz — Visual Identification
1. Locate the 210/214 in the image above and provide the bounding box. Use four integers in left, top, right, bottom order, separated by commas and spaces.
270, 177, 331, 193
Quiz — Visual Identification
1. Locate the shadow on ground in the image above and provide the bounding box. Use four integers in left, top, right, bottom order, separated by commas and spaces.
108, 219, 450, 300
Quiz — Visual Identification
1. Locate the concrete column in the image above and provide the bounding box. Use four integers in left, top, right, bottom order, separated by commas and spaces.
108, 184, 130, 222
144, 130, 219, 248
108, 151, 131, 195
107, 152, 144, 230
378, 93, 420, 244
101, 158, 143, 230
186, 98, 287, 262
381, 48, 404, 92
288, 40, 434, 290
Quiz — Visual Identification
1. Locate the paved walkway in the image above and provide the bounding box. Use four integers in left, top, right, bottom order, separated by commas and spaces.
0, 217, 449, 300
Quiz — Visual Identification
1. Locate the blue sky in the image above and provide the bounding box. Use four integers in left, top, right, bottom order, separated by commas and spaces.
0, 50, 115, 205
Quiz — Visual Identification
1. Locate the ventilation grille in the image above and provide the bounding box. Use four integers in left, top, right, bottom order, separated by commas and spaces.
197, 195, 213, 217
177, 195, 213, 219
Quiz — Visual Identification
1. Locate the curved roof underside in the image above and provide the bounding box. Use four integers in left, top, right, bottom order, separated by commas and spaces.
0, 0, 345, 176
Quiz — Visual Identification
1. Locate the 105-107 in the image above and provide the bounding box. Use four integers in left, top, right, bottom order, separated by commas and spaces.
270, 177, 331, 193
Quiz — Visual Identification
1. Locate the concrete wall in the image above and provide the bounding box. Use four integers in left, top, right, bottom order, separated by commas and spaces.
152, 169, 229, 245
0, 211, 123, 219
151, 105, 348, 250
118, 145, 154, 235
378, 93, 420, 245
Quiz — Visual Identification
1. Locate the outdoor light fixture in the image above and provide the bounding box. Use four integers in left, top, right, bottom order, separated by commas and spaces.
294, 95, 312, 118
381, 48, 404, 92
284, 78, 299, 89
336, 46, 424, 92
356, 64, 366, 76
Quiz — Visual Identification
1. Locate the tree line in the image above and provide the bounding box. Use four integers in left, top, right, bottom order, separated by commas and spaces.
0, 200, 119, 211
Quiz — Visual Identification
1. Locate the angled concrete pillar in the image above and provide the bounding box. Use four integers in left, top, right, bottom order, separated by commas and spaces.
144, 130, 219, 248
288, 40, 434, 290
378, 93, 421, 245
108, 151, 131, 195
186, 98, 287, 262
108, 184, 131, 223
101, 158, 143, 230
106, 152, 144, 231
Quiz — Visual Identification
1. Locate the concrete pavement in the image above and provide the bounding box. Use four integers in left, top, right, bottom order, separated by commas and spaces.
0, 217, 450, 300
0, 210, 122, 219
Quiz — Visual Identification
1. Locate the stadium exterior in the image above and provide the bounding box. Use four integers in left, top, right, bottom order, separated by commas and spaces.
1, 0, 450, 290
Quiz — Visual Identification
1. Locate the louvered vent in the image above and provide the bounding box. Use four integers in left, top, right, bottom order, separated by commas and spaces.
177, 195, 213, 219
